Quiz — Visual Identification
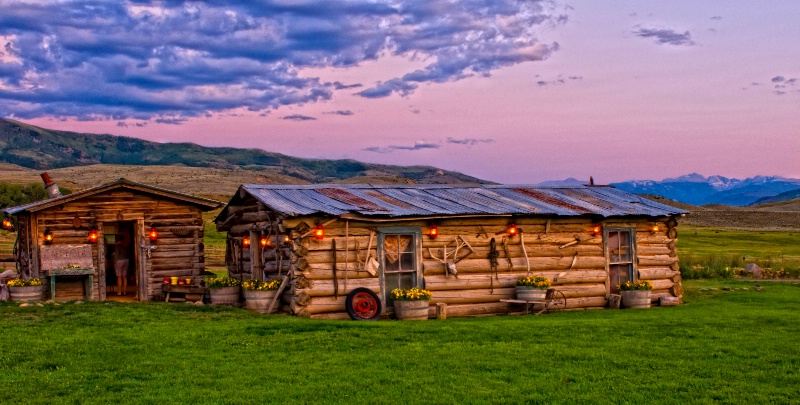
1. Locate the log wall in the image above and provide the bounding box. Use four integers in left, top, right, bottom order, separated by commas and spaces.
20, 189, 207, 301
218, 202, 683, 319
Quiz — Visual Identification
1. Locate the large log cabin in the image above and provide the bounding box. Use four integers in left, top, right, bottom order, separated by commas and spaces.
216, 183, 688, 319
3, 177, 221, 301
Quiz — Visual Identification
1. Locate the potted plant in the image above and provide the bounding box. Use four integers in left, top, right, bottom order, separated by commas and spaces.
391, 286, 432, 320
242, 278, 282, 314
618, 280, 653, 309
515, 275, 550, 301
7, 278, 45, 303
206, 276, 242, 305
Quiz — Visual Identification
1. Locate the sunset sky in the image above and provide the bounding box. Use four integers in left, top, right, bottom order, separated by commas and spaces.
1, 1, 798, 184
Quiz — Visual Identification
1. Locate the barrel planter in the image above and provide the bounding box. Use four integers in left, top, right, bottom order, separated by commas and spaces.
9, 285, 45, 303
209, 286, 241, 306
620, 290, 652, 309
516, 286, 547, 301
243, 289, 279, 314
394, 300, 430, 320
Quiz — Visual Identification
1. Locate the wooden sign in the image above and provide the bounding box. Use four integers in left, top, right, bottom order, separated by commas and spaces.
39, 244, 94, 271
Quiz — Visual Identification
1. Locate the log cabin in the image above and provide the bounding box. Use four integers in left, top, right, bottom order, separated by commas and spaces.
216, 183, 688, 319
2, 176, 221, 301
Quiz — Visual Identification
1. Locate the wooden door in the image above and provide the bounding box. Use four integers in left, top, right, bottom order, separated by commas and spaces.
378, 228, 422, 309
606, 228, 635, 293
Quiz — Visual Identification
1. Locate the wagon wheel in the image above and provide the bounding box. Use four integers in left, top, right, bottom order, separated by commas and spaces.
346, 288, 382, 321
546, 290, 567, 313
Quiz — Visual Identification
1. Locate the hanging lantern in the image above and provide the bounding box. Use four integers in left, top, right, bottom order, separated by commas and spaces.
428, 224, 439, 239
283, 234, 291, 244
1, 216, 13, 231
148, 227, 158, 241
651, 224, 660, 233
506, 223, 518, 237
314, 225, 324, 240
260, 234, 270, 248
88, 228, 99, 243
44, 228, 54, 244
242, 235, 250, 247
592, 224, 602, 236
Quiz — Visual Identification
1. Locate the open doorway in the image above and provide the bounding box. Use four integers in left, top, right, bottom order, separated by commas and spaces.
104, 222, 138, 302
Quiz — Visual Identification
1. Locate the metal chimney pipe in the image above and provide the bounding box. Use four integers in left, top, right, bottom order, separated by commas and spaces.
40, 172, 62, 199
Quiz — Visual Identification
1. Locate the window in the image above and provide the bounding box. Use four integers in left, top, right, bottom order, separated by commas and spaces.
607, 228, 635, 293
379, 229, 421, 307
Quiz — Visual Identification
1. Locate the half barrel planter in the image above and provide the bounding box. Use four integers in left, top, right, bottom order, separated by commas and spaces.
516, 286, 547, 301
209, 286, 241, 306
620, 290, 652, 309
394, 300, 430, 320
243, 289, 279, 314
9, 284, 45, 303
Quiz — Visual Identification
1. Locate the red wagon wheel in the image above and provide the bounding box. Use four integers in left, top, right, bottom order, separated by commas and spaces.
346, 288, 382, 320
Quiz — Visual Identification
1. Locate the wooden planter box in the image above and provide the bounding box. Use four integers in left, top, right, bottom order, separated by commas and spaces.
620, 290, 652, 309
243, 289, 279, 314
209, 286, 241, 305
515, 286, 547, 301
394, 300, 430, 320
9, 285, 45, 302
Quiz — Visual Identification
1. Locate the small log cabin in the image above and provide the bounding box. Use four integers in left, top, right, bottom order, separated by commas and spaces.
3, 178, 221, 301
216, 183, 688, 319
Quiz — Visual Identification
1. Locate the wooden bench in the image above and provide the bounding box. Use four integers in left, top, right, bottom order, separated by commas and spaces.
163, 285, 208, 303
45, 267, 94, 301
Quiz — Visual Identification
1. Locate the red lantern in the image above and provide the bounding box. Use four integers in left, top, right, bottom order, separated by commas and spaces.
284, 234, 291, 244
428, 224, 439, 239
314, 225, 324, 241
592, 224, 602, 236
651, 224, 660, 233
242, 236, 250, 247
44, 228, 54, 244
260, 234, 269, 248
507, 223, 518, 237
1, 216, 13, 231
148, 227, 158, 241
88, 228, 99, 243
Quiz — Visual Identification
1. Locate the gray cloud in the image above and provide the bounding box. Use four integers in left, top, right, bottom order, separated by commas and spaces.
447, 137, 494, 146
0, 0, 566, 122
324, 110, 354, 116
282, 114, 317, 121
364, 140, 440, 153
535, 75, 582, 87
710, 16, 722, 21
632, 26, 695, 46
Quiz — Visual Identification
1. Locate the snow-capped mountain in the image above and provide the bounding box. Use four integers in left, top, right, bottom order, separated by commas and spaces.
607, 174, 800, 206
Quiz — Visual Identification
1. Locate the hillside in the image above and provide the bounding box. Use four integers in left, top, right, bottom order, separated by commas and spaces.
0, 118, 487, 185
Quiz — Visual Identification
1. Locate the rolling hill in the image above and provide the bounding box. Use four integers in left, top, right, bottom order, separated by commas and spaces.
0, 118, 487, 186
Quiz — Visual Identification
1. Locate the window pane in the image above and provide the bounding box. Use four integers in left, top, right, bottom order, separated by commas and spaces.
385, 272, 416, 307
610, 264, 632, 293
609, 231, 632, 264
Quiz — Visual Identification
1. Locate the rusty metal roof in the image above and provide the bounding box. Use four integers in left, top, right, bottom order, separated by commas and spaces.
236, 184, 687, 218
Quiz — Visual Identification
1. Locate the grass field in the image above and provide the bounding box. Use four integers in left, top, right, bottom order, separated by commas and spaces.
1, 280, 798, 404
679, 226, 800, 278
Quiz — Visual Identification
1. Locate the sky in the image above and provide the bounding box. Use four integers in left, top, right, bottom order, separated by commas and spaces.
1, 0, 798, 184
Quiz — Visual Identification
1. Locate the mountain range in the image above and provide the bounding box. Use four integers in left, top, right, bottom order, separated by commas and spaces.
0, 118, 484, 185
534, 174, 800, 207
2, 118, 798, 207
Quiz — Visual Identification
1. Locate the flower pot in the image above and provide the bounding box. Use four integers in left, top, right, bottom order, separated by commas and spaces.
394, 300, 430, 320
243, 289, 279, 314
516, 286, 547, 301
9, 285, 45, 303
209, 286, 241, 305
620, 290, 652, 309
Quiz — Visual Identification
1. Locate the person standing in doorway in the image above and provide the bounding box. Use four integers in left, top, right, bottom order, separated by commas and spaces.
114, 231, 131, 296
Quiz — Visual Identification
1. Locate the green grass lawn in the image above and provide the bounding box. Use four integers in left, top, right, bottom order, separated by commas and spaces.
679, 226, 800, 278
2, 280, 798, 404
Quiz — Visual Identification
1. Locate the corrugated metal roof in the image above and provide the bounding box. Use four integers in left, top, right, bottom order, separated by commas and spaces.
236, 184, 688, 218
